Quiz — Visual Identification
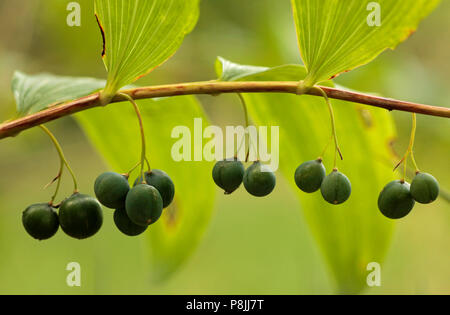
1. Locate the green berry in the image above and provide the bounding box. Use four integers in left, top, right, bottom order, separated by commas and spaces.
59, 193, 103, 239
134, 169, 175, 208
320, 169, 351, 205
410, 172, 439, 204
22, 203, 59, 240
94, 172, 130, 209
294, 159, 326, 193
243, 161, 276, 197
212, 158, 245, 194
114, 207, 148, 236
126, 184, 163, 226
378, 180, 415, 219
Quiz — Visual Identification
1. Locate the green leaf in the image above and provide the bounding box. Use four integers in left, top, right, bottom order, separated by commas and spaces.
11, 71, 105, 117
95, 0, 201, 100
216, 57, 397, 293
291, 0, 440, 85
75, 95, 215, 282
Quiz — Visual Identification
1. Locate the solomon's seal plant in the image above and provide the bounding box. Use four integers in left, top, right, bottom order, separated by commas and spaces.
2, 0, 448, 294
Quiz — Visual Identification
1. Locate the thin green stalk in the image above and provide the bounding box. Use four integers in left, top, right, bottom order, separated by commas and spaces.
126, 161, 142, 176
145, 158, 152, 173
118, 93, 147, 183
39, 125, 78, 199
236, 93, 251, 162
394, 113, 420, 180
319, 134, 333, 159
312, 86, 343, 168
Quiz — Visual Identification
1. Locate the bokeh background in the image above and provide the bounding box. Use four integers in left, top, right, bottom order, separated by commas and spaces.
0, 0, 448, 294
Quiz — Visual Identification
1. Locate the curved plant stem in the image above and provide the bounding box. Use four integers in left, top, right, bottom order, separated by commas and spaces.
312, 86, 343, 168
125, 161, 142, 176
394, 113, 420, 180
145, 158, 152, 172
236, 93, 251, 162
39, 125, 78, 199
319, 134, 333, 160
1, 81, 449, 140
118, 93, 147, 184
44, 160, 64, 205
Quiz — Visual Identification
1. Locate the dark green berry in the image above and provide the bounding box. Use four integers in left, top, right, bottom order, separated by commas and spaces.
94, 172, 130, 209
22, 203, 59, 240
378, 180, 415, 219
410, 172, 439, 204
114, 207, 148, 236
320, 169, 351, 205
59, 193, 103, 239
243, 161, 276, 197
134, 169, 175, 208
126, 184, 163, 226
295, 159, 326, 193
212, 158, 245, 194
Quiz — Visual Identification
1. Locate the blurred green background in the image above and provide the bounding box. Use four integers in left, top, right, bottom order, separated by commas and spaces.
0, 0, 448, 294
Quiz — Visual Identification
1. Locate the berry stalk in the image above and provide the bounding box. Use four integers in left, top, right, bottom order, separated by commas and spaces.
236, 93, 251, 162
312, 86, 343, 168
118, 93, 149, 182
39, 125, 78, 200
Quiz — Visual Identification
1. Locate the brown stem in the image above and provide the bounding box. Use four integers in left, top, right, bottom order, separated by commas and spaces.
1, 81, 449, 139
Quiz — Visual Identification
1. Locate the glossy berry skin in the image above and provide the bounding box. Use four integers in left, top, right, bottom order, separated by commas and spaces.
295, 159, 326, 193
378, 180, 415, 219
126, 184, 163, 226
94, 172, 130, 209
243, 162, 276, 197
320, 170, 351, 205
134, 169, 175, 208
22, 203, 59, 240
114, 207, 148, 236
59, 193, 103, 239
410, 172, 439, 204
212, 158, 245, 194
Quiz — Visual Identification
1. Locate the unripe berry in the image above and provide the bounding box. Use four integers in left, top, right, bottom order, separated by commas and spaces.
126, 184, 163, 226
378, 180, 415, 219
212, 158, 245, 194
294, 159, 326, 193
114, 207, 148, 236
22, 203, 59, 240
410, 172, 439, 204
320, 169, 351, 205
134, 169, 175, 208
94, 172, 130, 209
243, 161, 276, 197
59, 193, 103, 239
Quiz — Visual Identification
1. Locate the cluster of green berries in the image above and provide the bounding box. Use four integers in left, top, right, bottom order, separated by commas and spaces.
22, 193, 103, 241
95, 169, 174, 236
22, 169, 174, 240
378, 172, 439, 219
294, 158, 352, 205
212, 159, 276, 197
